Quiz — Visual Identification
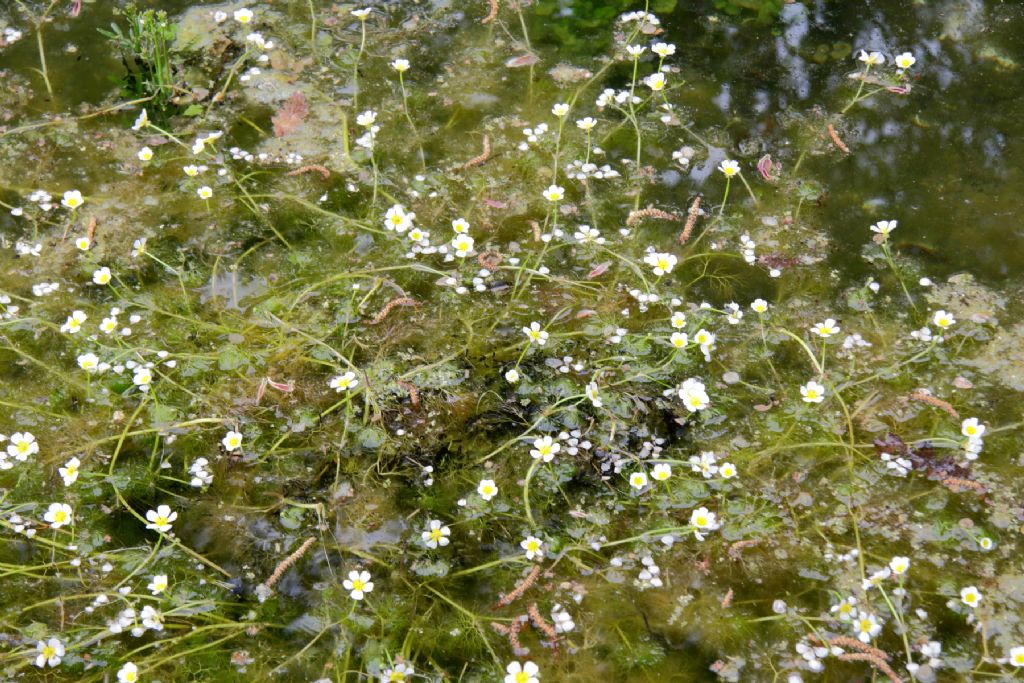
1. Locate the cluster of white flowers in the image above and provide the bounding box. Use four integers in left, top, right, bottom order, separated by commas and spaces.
0, 431, 38, 471
961, 417, 985, 460
189, 458, 213, 487
636, 555, 663, 589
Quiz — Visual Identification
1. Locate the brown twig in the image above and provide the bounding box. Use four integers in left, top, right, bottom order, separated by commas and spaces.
679, 196, 701, 244
460, 135, 491, 170
908, 391, 959, 418
626, 206, 681, 228
727, 539, 759, 560
481, 0, 499, 24
364, 297, 420, 325
720, 588, 734, 608
286, 164, 330, 179
529, 220, 541, 242
493, 564, 541, 609
837, 653, 902, 683
827, 123, 850, 155
86, 215, 97, 242
261, 537, 316, 590
809, 635, 890, 661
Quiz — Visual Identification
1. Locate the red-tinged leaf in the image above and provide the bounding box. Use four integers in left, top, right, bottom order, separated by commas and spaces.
272, 92, 308, 137
587, 262, 611, 279
482, 199, 507, 209
506, 53, 540, 68
267, 378, 294, 392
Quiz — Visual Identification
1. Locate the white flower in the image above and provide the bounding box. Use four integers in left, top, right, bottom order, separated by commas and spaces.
9, 432, 39, 460
504, 661, 539, 683
718, 159, 740, 177
689, 451, 719, 478
451, 218, 470, 233
889, 556, 910, 575
644, 252, 677, 276
75, 236, 91, 250
140, 605, 164, 631
651, 463, 672, 481
77, 353, 101, 374
92, 266, 112, 285
505, 368, 520, 383
585, 381, 602, 407
853, 611, 882, 642
35, 637, 64, 668
552, 103, 569, 117
222, 430, 243, 452
719, 462, 737, 479
351, 8, 372, 19
147, 574, 169, 595
960, 586, 982, 608
670, 311, 687, 328
669, 332, 688, 349
521, 535, 544, 560
60, 310, 87, 334
44, 503, 73, 528
330, 371, 359, 392
356, 110, 377, 127
800, 380, 826, 404
652, 42, 676, 58
132, 109, 149, 130
117, 662, 139, 683
422, 520, 451, 549
391, 59, 410, 73
145, 505, 177, 533
629, 471, 648, 490
689, 507, 719, 540
894, 52, 916, 69
678, 378, 710, 412
344, 569, 374, 600
61, 190, 84, 209
59, 457, 81, 486
932, 310, 955, 329
811, 318, 840, 337
870, 219, 897, 237
530, 435, 560, 463
451, 234, 475, 257
644, 72, 666, 91
543, 185, 564, 202
381, 663, 413, 682
626, 44, 646, 57
233, 8, 254, 24
830, 596, 858, 621
576, 117, 597, 131
751, 298, 768, 313
961, 417, 985, 439
551, 605, 575, 633
858, 50, 885, 66
384, 204, 414, 232
477, 479, 498, 501
197, 186, 213, 199
133, 366, 153, 389
522, 321, 549, 345
137, 147, 153, 162
1009, 646, 1024, 667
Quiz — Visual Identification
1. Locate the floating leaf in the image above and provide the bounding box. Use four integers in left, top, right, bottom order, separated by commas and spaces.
272, 92, 308, 137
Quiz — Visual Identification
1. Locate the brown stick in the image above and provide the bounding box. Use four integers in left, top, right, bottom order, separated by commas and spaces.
364, 297, 420, 325
286, 164, 330, 179
261, 537, 316, 589
527, 602, 558, 641
828, 123, 850, 154
679, 196, 701, 244
908, 391, 959, 418
481, 0, 499, 24
460, 135, 491, 170
492, 564, 541, 609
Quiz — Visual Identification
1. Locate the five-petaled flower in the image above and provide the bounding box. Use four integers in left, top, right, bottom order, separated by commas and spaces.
145, 505, 177, 533
344, 570, 374, 600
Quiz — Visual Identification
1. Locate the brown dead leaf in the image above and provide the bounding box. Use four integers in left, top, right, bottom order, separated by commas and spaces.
272, 92, 308, 137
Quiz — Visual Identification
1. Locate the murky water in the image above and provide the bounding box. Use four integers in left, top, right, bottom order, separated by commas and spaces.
1, 1, 1023, 681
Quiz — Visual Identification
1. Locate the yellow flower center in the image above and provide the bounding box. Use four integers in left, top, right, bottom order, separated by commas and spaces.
54, 511, 67, 523
695, 515, 707, 527
351, 579, 365, 591
429, 529, 443, 542
839, 603, 852, 614
389, 673, 406, 682
154, 515, 168, 526
125, 672, 137, 682
806, 389, 818, 398
527, 541, 539, 552
859, 619, 872, 632
515, 673, 530, 683
17, 442, 29, 453
43, 645, 56, 658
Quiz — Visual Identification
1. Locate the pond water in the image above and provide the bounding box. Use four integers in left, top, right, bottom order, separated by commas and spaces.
1, 1, 1023, 681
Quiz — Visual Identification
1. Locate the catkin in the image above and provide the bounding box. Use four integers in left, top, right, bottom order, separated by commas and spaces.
261, 537, 315, 589
626, 206, 681, 227
365, 297, 420, 325
678, 196, 702, 244
828, 123, 850, 154
838, 653, 902, 683
286, 164, 330, 179
527, 602, 558, 641
908, 391, 959, 418
493, 564, 541, 609
460, 135, 491, 170
481, 0, 499, 24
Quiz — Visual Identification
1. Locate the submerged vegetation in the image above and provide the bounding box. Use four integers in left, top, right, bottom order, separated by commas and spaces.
1, 1, 1024, 681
